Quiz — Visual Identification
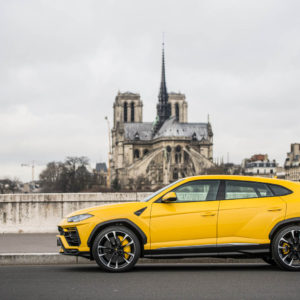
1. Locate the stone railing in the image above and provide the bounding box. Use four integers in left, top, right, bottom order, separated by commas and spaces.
0, 192, 152, 233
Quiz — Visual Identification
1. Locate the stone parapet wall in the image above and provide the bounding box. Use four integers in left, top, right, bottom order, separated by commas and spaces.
0, 193, 152, 233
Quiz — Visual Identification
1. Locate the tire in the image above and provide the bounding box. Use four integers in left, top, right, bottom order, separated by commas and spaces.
262, 256, 277, 266
272, 225, 300, 271
92, 226, 141, 272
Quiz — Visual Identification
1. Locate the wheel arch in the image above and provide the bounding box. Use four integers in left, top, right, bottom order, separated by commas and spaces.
269, 217, 300, 241
87, 219, 147, 258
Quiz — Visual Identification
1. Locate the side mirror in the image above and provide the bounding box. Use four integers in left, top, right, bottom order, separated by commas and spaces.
162, 192, 177, 203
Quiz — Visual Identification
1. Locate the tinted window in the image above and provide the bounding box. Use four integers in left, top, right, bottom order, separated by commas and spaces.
256, 184, 273, 197
225, 181, 272, 200
269, 184, 292, 196
172, 180, 220, 202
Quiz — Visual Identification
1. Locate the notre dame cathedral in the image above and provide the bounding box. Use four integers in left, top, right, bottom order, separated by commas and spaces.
110, 45, 214, 190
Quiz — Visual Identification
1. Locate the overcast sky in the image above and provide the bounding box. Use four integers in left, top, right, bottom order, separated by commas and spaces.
0, 0, 299, 182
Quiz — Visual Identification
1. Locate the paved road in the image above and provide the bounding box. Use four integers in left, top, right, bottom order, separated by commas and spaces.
1, 263, 300, 300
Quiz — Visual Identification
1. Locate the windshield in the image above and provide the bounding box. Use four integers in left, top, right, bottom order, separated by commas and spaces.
141, 179, 184, 202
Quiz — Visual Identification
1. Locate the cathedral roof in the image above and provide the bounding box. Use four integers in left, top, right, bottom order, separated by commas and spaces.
154, 117, 209, 140
124, 123, 153, 141
124, 117, 210, 142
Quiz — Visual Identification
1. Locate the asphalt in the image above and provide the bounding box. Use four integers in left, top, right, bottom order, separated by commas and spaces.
1, 264, 300, 300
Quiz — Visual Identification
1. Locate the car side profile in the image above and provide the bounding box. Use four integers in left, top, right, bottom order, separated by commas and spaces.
57, 175, 300, 272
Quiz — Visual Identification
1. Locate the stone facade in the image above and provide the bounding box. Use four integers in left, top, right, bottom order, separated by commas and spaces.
110, 46, 214, 190
284, 143, 300, 181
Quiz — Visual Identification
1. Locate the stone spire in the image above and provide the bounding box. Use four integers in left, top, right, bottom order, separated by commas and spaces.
153, 43, 171, 135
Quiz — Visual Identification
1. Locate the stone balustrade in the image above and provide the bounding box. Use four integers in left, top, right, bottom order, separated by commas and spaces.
0, 192, 152, 233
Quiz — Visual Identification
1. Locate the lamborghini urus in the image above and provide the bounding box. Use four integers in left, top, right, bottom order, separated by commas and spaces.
57, 175, 300, 272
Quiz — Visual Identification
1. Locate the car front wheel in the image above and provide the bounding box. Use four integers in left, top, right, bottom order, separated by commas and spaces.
92, 226, 141, 272
272, 225, 300, 271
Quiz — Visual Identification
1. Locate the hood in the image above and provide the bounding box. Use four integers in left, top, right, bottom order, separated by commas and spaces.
65, 201, 146, 218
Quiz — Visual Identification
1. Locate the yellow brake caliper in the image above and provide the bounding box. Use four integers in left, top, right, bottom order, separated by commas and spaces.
118, 235, 130, 259
282, 242, 290, 255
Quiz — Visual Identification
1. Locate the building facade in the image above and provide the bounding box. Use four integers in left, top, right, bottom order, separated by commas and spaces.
284, 143, 300, 181
110, 46, 214, 190
242, 154, 278, 177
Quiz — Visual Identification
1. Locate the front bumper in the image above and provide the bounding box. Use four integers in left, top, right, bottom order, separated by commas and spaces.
57, 236, 90, 259
56, 222, 95, 259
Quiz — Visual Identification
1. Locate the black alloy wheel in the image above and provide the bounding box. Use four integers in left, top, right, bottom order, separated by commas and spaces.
272, 225, 300, 271
92, 226, 141, 272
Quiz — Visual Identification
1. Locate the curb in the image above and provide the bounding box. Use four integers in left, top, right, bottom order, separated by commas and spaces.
0, 253, 264, 265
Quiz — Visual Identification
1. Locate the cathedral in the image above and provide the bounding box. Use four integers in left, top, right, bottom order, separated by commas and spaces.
110, 46, 214, 190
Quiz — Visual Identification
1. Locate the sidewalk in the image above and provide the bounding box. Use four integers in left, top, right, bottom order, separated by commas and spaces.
0, 233, 81, 265
0, 233, 58, 253
0, 233, 263, 265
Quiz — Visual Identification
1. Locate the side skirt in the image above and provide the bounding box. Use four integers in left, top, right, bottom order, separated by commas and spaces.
143, 243, 270, 259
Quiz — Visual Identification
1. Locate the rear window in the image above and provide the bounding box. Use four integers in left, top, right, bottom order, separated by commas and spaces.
268, 184, 292, 196
225, 181, 273, 200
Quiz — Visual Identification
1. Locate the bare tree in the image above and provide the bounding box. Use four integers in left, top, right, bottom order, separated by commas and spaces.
39, 156, 92, 193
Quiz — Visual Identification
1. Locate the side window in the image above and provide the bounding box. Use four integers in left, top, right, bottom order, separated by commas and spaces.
256, 184, 273, 197
269, 184, 292, 196
225, 181, 272, 200
172, 180, 220, 202
226, 181, 258, 200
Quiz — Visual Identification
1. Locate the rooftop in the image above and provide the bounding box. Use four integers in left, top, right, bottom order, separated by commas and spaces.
124, 117, 209, 141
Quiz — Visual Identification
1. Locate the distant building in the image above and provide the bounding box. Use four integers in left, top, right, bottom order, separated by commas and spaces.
110, 45, 214, 190
284, 143, 300, 181
242, 154, 277, 177
95, 163, 108, 173
94, 163, 108, 187
275, 166, 286, 180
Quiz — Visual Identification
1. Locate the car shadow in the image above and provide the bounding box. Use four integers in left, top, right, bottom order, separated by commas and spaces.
61, 263, 279, 273
134, 263, 278, 272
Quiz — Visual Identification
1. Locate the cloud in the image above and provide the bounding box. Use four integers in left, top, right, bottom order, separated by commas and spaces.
0, 105, 109, 181
0, 0, 299, 181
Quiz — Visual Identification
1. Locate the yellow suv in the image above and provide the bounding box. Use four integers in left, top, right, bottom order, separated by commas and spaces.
57, 175, 300, 272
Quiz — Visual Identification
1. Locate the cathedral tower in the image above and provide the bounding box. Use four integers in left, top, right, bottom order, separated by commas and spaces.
110, 44, 214, 190
168, 92, 188, 123
113, 92, 143, 128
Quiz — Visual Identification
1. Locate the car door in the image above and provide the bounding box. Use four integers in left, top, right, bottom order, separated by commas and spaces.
217, 180, 286, 249
150, 180, 220, 253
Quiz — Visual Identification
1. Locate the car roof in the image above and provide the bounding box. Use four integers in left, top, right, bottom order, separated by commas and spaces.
182, 175, 297, 188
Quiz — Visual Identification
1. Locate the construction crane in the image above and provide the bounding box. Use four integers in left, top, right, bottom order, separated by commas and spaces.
105, 116, 112, 188
21, 161, 35, 184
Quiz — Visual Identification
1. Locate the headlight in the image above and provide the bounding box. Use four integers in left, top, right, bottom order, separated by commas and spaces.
67, 214, 93, 223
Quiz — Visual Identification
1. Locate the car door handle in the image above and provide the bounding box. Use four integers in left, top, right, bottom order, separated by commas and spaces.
201, 212, 216, 217
268, 207, 282, 212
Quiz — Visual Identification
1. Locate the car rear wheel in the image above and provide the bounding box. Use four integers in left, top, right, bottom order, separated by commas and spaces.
272, 225, 300, 271
92, 226, 141, 272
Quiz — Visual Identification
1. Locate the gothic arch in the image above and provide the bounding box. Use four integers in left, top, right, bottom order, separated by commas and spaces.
123, 102, 128, 122
175, 103, 180, 121
130, 102, 135, 122
134, 149, 140, 159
